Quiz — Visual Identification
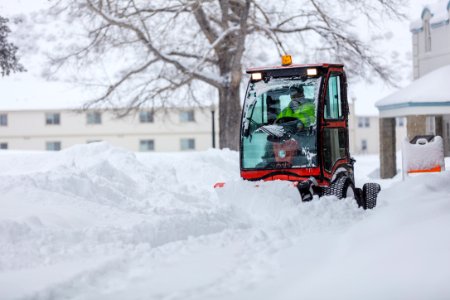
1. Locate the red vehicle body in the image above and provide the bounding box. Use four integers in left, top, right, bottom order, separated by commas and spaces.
242, 63, 352, 186
231, 59, 380, 208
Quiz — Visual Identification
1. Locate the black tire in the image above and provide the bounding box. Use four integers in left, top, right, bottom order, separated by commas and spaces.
361, 183, 381, 210
355, 188, 364, 207
324, 176, 356, 200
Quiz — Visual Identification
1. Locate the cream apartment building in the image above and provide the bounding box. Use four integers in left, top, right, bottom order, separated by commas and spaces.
0, 101, 400, 155
0, 107, 218, 152
348, 101, 407, 155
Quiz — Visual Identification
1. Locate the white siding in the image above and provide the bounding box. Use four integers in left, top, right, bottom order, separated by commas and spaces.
413, 16, 450, 78
0, 108, 218, 152
348, 102, 407, 155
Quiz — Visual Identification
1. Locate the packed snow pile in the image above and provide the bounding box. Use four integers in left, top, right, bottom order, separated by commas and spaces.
402, 136, 445, 173
0, 143, 449, 300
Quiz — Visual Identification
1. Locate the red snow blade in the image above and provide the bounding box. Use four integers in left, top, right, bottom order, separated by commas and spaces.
214, 182, 225, 188
214, 181, 299, 189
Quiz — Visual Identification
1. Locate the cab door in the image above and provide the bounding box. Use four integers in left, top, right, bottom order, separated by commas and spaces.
320, 69, 351, 183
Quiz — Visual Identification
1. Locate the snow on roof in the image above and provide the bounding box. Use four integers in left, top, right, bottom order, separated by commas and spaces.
0, 73, 89, 111
376, 64, 450, 109
410, 0, 450, 31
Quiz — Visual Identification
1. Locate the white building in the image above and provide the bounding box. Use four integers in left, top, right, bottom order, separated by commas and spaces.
0, 107, 218, 152
0, 101, 401, 155
376, 0, 450, 178
348, 101, 407, 155
411, 0, 450, 79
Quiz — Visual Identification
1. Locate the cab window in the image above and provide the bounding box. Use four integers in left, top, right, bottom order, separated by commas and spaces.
323, 128, 347, 172
324, 74, 343, 120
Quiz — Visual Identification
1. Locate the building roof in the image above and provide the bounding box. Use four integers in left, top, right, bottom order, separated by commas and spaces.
0, 74, 88, 111
410, 0, 450, 32
376, 64, 450, 117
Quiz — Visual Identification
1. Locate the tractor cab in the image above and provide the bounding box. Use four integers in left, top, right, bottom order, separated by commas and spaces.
236, 56, 381, 208
241, 59, 351, 187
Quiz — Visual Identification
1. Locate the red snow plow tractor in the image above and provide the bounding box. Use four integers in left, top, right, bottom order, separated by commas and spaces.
216, 56, 381, 209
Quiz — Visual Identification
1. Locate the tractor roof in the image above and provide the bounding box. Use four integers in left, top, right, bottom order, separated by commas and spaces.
246, 63, 344, 74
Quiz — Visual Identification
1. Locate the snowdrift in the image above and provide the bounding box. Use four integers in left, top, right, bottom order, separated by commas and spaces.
0, 143, 449, 300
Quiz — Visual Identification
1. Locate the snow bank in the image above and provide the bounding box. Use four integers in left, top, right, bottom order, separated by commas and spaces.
0, 143, 241, 298
402, 136, 445, 174
0, 143, 449, 300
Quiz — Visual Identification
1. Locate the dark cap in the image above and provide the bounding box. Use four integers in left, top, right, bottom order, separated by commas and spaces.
289, 85, 304, 96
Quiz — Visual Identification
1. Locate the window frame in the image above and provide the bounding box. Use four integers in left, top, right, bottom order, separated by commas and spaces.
139, 111, 154, 123
45, 112, 61, 125
324, 73, 344, 121
322, 128, 347, 172
180, 138, 195, 151
139, 139, 155, 152
424, 18, 432, 52
357, 117, 370, 128
320, 69, 350, 177
46, 141, 61, 151
0, 114, 8, 126
87, 111, 102, 125
358, 117, 364, 128
180, 110, 195, 123
361, 139, 368, 151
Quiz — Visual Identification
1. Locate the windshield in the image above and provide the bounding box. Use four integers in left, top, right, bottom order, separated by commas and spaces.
241, 76, 321, 170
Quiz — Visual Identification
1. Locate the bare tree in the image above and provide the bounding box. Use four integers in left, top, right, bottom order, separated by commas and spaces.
47, 0, 404, 150
0, 16, 25, 76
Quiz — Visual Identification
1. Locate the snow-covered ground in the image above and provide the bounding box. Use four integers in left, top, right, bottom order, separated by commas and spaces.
0, 143, 449, 300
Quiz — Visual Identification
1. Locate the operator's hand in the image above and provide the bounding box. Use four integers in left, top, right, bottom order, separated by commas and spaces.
296, 120, 305, 131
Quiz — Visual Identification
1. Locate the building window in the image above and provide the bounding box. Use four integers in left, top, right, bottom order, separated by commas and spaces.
324, 74, 343, 120
0, 143, 7, 150
323, 128, 346, 172
139, 111, 154, 123
45, 113, 60, 125
396, 117, 405, 127
180, 138, 195, 151
87, 112, 102, 124
358, 117, 370, 128
424, 19, 431, 52
361, 139, 368, 152
0, 114, 7, 126
46, 141, 61, 151
139, 139, 154, 152
180, 110, 195, 122
426, 116, 435, 134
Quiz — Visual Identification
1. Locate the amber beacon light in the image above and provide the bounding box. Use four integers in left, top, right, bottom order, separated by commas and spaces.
281, 55, 292, 66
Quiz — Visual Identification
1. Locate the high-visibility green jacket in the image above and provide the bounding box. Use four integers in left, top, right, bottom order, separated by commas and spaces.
276, 102, 316, 127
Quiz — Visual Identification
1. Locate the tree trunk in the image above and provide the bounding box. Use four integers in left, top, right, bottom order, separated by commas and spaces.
218, 82, 242, 150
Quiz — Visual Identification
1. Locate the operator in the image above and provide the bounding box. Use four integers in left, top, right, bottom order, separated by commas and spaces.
276, 86, 315, 130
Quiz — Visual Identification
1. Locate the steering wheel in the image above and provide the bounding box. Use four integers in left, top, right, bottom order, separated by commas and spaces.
274, 116, 298, 125
274, 117, 305, 132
